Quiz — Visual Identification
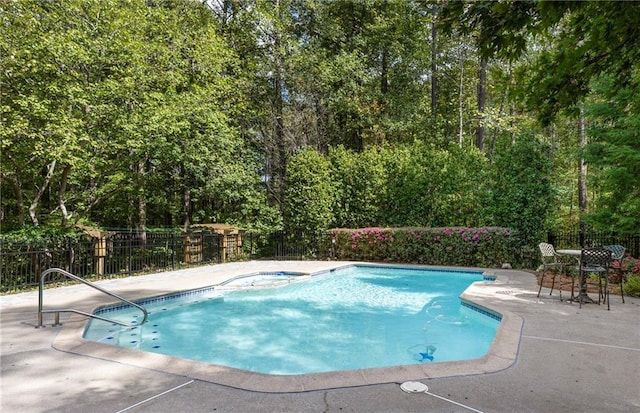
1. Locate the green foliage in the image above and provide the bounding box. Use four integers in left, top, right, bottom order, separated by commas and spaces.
329, 146, 387, 228
291, 0, 433, 148
0, 226, 81, 243
623, 275, 640, 298
527, 1, 640, 124
332, 227, 515, 268
326, 143, 489, 230
1, 0, 147, 227
0, 0, 269, 231
582, 76, 640, 234
381, 143, 488, 227
617, 254, 640, 297
440, 1, 540, 61
488, 137, 554, 251
1, 0, 637, 247
439, 0, 640, 241
284, 148, 336, 231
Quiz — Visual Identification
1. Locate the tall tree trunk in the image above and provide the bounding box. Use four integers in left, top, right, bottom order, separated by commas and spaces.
137, 158, 147, 243
458, 47, 464, 147
476, 56, 487, 151
272, 1, 287, 208
489, 77, 508, 159
508, 63, 516, 145
431, 16, 438, 115
578, 106, 588, 246
181, 164, 191, 232
274, 60, 286, 198
379, 46, 389, 145
28, 160, 57, 226
381, 47, 389, 96
58, 164, 73, 227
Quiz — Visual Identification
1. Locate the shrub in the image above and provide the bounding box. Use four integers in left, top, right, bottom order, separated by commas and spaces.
332, 226, 515, 268
488, 138, 555, 248
618, 255, 640, 297
284, 148, 336, 232
624, 275, 640, 297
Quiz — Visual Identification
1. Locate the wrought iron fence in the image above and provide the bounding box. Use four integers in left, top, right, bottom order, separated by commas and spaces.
547, 230, 640, 258
0, 230, 231, 293
1, 229, 334, 293
245, 230, 332, 260
7, 227, 632, 294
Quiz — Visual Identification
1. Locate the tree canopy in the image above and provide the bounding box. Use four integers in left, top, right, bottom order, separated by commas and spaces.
1, 0, 638, 237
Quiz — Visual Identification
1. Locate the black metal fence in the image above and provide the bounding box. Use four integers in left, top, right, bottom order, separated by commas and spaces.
0, 231, 226, 293
247, 230, 332, 261
547, 230, 640, 258
0, 229, 331, 293
3, 227, 637, 293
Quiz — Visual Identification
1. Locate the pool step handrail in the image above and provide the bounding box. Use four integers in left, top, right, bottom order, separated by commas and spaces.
37, 268, 148, 328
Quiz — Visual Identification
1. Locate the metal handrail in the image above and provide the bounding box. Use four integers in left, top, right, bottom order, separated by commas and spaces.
37, 268, 148, 328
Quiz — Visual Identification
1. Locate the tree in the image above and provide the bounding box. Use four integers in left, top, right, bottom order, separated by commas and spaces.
382, 143, 487, 227
442, 0, 640, 234
583, 77, 640, 234
329, 146, 387, 228
295, 0, 433, 148
1, 0, 271, 232
283, 148, 335, 231
1, 0, 149, 227
526, 1, 640, 124
525, 2, 640, 233
488, 138, 555, 250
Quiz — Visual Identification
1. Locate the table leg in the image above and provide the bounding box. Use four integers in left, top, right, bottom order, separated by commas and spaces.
571, 268, 595, 304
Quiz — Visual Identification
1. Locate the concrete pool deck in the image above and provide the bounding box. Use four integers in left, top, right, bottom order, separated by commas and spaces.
2, 261, 639, 412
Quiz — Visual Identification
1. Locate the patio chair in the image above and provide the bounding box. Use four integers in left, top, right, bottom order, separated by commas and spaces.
604, 245, 626, 303
579, 247, 612, 310
537, 243, 565, 299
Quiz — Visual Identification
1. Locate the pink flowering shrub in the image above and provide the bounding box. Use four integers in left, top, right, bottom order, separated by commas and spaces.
332, 226, 514, 267
341, 227, 396, 261
615, 256, 640, 275
613, 255, 640, 297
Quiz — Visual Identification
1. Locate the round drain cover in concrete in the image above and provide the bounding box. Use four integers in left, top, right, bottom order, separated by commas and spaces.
400, 381, 428, 393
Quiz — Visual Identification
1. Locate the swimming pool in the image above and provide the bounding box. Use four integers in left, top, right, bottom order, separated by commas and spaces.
84, 265, 501, 375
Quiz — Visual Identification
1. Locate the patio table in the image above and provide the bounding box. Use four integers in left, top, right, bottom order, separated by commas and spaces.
556, 249, 593, 303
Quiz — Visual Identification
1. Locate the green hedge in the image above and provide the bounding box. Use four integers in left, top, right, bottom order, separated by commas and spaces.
332, 227, 515, 268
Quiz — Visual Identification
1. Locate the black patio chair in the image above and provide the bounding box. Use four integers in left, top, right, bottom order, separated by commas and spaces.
604, 245, 626, 303
578, 248, 612, 310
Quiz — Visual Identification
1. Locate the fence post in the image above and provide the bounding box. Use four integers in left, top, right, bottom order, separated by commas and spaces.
546, 232, 555, 246
272, 232, 276, 259
579, 223, 587, 248
94, 235, 107, 275
66, 237, 74, 274
171, 232, 176, 270
183, 233, 190, 263
128, 231, 133, 276
275, 231, 282, 259
200, 233, 204, 263
220, 232, 227, 263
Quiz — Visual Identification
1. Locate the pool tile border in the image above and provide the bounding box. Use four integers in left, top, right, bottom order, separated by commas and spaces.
461, 300, 503, 321
94, 286, 218, 315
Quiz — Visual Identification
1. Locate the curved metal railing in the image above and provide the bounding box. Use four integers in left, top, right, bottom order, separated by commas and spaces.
37, 268, 148, 328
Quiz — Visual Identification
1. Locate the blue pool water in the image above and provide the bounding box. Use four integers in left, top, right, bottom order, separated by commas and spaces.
84, 265, 500, 375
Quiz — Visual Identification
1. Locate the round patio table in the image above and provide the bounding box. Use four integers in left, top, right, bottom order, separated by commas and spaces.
556, 249, 594, 303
